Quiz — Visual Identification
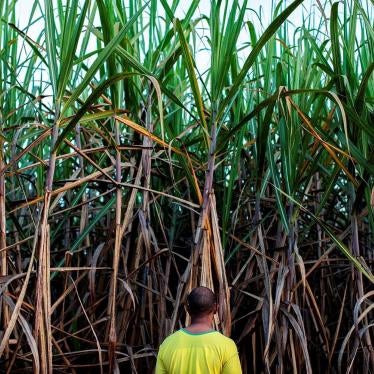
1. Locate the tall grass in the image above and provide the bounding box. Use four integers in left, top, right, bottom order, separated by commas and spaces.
0, 0, 373, 372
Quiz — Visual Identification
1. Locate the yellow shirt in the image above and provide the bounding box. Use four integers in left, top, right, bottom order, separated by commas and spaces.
155, 329, 242, 374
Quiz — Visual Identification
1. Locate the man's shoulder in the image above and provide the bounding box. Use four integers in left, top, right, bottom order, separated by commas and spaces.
211, 331, 237, 346
159, 329, 184, 347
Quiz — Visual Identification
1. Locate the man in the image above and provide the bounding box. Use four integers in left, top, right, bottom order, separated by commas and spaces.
156, 286, 242, 374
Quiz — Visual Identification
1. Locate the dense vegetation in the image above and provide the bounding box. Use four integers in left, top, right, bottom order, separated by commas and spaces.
0, 0, 373, 372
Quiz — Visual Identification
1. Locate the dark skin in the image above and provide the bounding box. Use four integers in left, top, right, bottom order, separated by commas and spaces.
185, 303, 217, 333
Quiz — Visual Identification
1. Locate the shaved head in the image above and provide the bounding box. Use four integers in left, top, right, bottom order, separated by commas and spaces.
187, 287, 217, 317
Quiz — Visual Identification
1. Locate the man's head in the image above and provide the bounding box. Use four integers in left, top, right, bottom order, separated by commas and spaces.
186, 286, 217, 318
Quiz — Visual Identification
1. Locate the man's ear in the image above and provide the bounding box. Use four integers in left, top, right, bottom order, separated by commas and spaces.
212, 303, 218, 314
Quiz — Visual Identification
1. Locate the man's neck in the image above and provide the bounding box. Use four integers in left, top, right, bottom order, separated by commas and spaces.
185, 316, 214, 333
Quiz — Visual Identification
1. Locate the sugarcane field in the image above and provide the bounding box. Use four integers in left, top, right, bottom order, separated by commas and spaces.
0, 0, 373, 373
